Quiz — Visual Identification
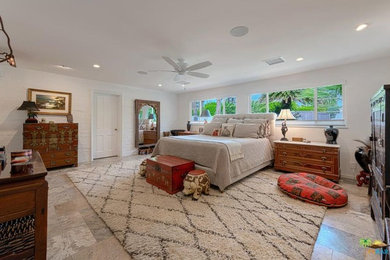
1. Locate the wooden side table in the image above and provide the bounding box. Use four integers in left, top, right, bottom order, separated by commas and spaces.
274, 140, 340, 182
0, 151, 48, 259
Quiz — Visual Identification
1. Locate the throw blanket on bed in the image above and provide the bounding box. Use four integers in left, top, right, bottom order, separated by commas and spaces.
171, 135, 244, 162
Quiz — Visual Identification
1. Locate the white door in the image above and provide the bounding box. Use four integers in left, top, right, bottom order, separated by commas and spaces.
93, 93, 119, 159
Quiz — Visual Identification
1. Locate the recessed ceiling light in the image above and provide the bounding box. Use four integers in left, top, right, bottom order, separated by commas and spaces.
137, 71, 148, 75
356, 23, 368, 31
230, 26, 249, 37
296, 57, 304, 62
157, 83, 162, 87
55, 65, 72, 70
93, 64, 101, 68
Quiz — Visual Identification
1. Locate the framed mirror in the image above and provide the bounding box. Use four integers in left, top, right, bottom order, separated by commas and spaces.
135, 99, 160, 148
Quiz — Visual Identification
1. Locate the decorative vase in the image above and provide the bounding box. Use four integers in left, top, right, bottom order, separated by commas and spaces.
187, 121, 191, 131
324, 125, 338, 144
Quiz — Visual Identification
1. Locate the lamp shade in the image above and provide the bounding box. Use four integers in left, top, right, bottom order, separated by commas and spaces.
277, 109, 296, 120
201, 109, 211, 117
148, 113, 155, 120
17, 101, 40, 111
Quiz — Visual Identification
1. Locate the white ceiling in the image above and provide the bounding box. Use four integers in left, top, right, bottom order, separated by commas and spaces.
1, 0, 390, 92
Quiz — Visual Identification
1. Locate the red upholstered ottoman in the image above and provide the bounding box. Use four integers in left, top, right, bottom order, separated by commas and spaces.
277, 173, 348, 207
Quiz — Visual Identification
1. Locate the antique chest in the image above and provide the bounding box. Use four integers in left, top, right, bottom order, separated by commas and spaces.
274, 140, 340, 182
23, 123, 78, 169
146, 155, 194, 194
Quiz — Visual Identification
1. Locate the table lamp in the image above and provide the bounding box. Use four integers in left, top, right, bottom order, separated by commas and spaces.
277, 109, 295, 141
201, 109, 211, 124
17, 101, 40, 123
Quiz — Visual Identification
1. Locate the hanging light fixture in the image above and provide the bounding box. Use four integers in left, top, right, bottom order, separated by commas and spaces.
0, 16, 16, 67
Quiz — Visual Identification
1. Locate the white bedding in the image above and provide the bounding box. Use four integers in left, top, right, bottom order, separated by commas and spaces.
171, 135, 244, 162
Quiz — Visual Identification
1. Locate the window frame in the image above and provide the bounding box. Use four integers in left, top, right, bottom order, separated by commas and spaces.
249, 84, 346, 127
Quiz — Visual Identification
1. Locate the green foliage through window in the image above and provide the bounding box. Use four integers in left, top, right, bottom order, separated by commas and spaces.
250, 84, 343, 121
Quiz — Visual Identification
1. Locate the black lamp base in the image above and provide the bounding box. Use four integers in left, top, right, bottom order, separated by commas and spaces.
280, 137, 288, 141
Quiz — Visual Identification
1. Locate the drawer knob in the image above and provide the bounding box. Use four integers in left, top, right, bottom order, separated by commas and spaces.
282, 160, 287, 166
321, 156, 327, 161
321, 166, 327, 172
282, 152, 287, 156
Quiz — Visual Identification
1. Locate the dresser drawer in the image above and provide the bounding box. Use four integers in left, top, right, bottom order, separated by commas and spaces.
275, 158, 338, 179
0, 190, 36, 218
276, 149, 336, 164
275, 143, 339, 155
44, 157, 77, 168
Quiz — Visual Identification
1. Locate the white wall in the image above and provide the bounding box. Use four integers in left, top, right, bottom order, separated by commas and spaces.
178, 57, 390, 179
0, 66, 180, 163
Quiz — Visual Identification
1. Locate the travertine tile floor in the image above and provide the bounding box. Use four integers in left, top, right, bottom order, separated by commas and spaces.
47, 155, 379, 260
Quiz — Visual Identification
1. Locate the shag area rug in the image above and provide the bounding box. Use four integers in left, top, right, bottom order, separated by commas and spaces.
67, 158, 326, 259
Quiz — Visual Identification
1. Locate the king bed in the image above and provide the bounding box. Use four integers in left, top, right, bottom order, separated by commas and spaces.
152, 113, 276, 191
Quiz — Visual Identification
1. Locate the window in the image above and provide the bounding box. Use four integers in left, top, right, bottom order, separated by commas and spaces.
191, 97, 236, 121
269, 88, 314, 120
250, 93, 267, 113
250, 84, 343, 124
317, 85, 343, 120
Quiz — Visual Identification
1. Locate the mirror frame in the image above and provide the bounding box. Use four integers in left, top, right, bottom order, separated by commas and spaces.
135, 99, 160, 148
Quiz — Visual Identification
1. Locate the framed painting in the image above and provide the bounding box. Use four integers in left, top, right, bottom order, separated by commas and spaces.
28, 88, 72, 115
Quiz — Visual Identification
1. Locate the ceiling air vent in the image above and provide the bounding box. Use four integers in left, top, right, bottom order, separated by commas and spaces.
263, 57, 285, 66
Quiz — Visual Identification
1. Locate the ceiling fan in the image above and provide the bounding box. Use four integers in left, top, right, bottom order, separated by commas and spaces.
139, 56, 212, 82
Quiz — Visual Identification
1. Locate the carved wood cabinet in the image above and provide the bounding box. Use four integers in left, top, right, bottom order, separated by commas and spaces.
370, 85, 390, 242
23, 123, 78, 169
274, 140, 340, 182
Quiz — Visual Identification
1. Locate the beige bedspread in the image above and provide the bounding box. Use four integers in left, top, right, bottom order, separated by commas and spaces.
151, 135, 274, 190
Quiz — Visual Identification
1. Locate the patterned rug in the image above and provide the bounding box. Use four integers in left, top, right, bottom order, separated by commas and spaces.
67, 157, 326, 259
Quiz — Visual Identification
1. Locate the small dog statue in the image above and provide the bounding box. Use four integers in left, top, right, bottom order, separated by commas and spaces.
183, 170, 210, 200
138, 159, 147, 177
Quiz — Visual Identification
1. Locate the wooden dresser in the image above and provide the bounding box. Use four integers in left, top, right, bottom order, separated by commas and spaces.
23, 123, 78, 169
0, 151, 48, 259
274, 140, 340, 182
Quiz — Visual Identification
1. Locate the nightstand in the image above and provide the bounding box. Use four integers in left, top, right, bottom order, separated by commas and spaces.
274, 140, 340, 182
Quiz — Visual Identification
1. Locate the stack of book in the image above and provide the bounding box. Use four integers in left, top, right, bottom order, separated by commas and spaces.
10, 150, 33, 174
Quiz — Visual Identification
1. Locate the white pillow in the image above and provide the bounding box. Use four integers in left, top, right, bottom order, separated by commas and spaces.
202, 122, 222, 136
220, 123, 235, 137
233, 123, 260, 138
227, 118, 244, 124
211, 117, 227, 123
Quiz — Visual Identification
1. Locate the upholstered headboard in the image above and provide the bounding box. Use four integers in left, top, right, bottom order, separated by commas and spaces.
211, 113, 277, 136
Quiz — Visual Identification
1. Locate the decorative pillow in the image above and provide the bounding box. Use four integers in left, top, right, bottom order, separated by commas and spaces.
277, 172, 348, 208
212, 129, 220, 136
211, 117, 228, 123
243, 119, 271, 138
227, 118, 244, 124
233, 123, 260, 138
202, 122, 222, 136
220, 123, 235, 137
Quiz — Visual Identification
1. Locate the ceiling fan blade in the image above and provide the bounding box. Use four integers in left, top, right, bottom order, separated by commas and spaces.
186, 61, 212, 71
148, 69, 176, 73
187, 71, 210, 78
162, 56, 181, 72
